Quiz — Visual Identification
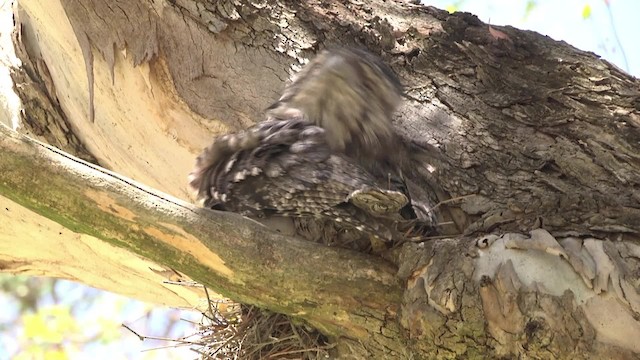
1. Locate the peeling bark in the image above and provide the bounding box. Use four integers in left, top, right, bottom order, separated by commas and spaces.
398, 232, 640, 358
4, 0, 640, 358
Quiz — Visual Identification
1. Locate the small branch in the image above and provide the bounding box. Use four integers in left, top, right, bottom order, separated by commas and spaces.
122, 323, 206, 349
122, 323, 145, 341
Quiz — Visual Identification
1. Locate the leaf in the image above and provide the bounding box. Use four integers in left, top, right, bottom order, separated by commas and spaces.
22, 306, 78, 343
524, 0, 537, 19
23, 312, 63, 343
44, 350, 69, 360
96, 317, 121, 344
14, 345, 44, 360
582, 4, 592, 19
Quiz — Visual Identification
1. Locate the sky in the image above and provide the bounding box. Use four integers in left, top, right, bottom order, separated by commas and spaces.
425, 0, 639, 76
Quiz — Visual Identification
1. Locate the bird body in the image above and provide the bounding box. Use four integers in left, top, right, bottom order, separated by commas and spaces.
189, 118, 408, 241
189, 48, 432, 247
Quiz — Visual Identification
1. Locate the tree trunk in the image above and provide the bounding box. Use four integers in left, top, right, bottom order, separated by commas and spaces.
4, 0, 640, 358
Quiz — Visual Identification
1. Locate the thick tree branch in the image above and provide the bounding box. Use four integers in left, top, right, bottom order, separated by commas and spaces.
0, 123, 403, 347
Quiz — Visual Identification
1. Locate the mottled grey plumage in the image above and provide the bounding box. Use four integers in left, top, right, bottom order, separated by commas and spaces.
267, 48, 417, 215
189, 118, 408, 241
190, 48, 432, 247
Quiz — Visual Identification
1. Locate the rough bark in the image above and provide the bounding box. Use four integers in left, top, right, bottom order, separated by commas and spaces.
4, 0, 640, 358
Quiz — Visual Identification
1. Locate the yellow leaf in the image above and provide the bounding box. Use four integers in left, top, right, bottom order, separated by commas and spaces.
14, 345, 44, 360
45, 306, 77, 333
582, 4, 592, 19
23, 312, 63, 343
44, 349, 69, 360
96, 317, 121, 343
22, 306, 78, 344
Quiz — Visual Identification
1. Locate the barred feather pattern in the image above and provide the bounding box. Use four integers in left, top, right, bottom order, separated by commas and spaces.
189, 118, 410, 241
267, 47, 419, 217
190, 48, 434, 246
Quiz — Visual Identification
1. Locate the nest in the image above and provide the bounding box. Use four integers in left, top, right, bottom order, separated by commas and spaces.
190, 298, 333, 359
123, 286, 333, 359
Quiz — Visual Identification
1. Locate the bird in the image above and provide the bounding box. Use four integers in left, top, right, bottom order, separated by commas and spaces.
188, 118, 410, 240
189, 48, 433, 250
265, 47, 403, 170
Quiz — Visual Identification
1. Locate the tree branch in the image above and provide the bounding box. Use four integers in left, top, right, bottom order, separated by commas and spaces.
0, 123, 402, 343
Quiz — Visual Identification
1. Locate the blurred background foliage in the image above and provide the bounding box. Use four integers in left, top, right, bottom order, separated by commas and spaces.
0, 0, 637, 359
0, 276, 200, 359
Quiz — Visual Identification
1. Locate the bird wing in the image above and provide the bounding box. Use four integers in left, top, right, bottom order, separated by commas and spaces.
189, 118, 401, 221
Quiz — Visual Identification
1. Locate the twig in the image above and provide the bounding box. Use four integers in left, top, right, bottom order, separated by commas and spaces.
604, 1, 629, 71
121, 323, 204, 346
432, 194, 477, 210
122, 323, 145, 341
203, 286, 216, 323
267, 343, 337, 358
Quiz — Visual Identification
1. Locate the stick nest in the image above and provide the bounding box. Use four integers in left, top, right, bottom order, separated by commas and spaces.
191, 299, 333, 359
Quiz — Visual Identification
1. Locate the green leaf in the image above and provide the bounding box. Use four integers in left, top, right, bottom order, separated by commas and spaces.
525, 0, 537, 18
582, 4, 592, 19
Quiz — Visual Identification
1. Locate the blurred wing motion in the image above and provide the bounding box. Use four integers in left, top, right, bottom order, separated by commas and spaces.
190, 48, 434, 246
188, 118, 409, 241
266, 47, 403, 166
